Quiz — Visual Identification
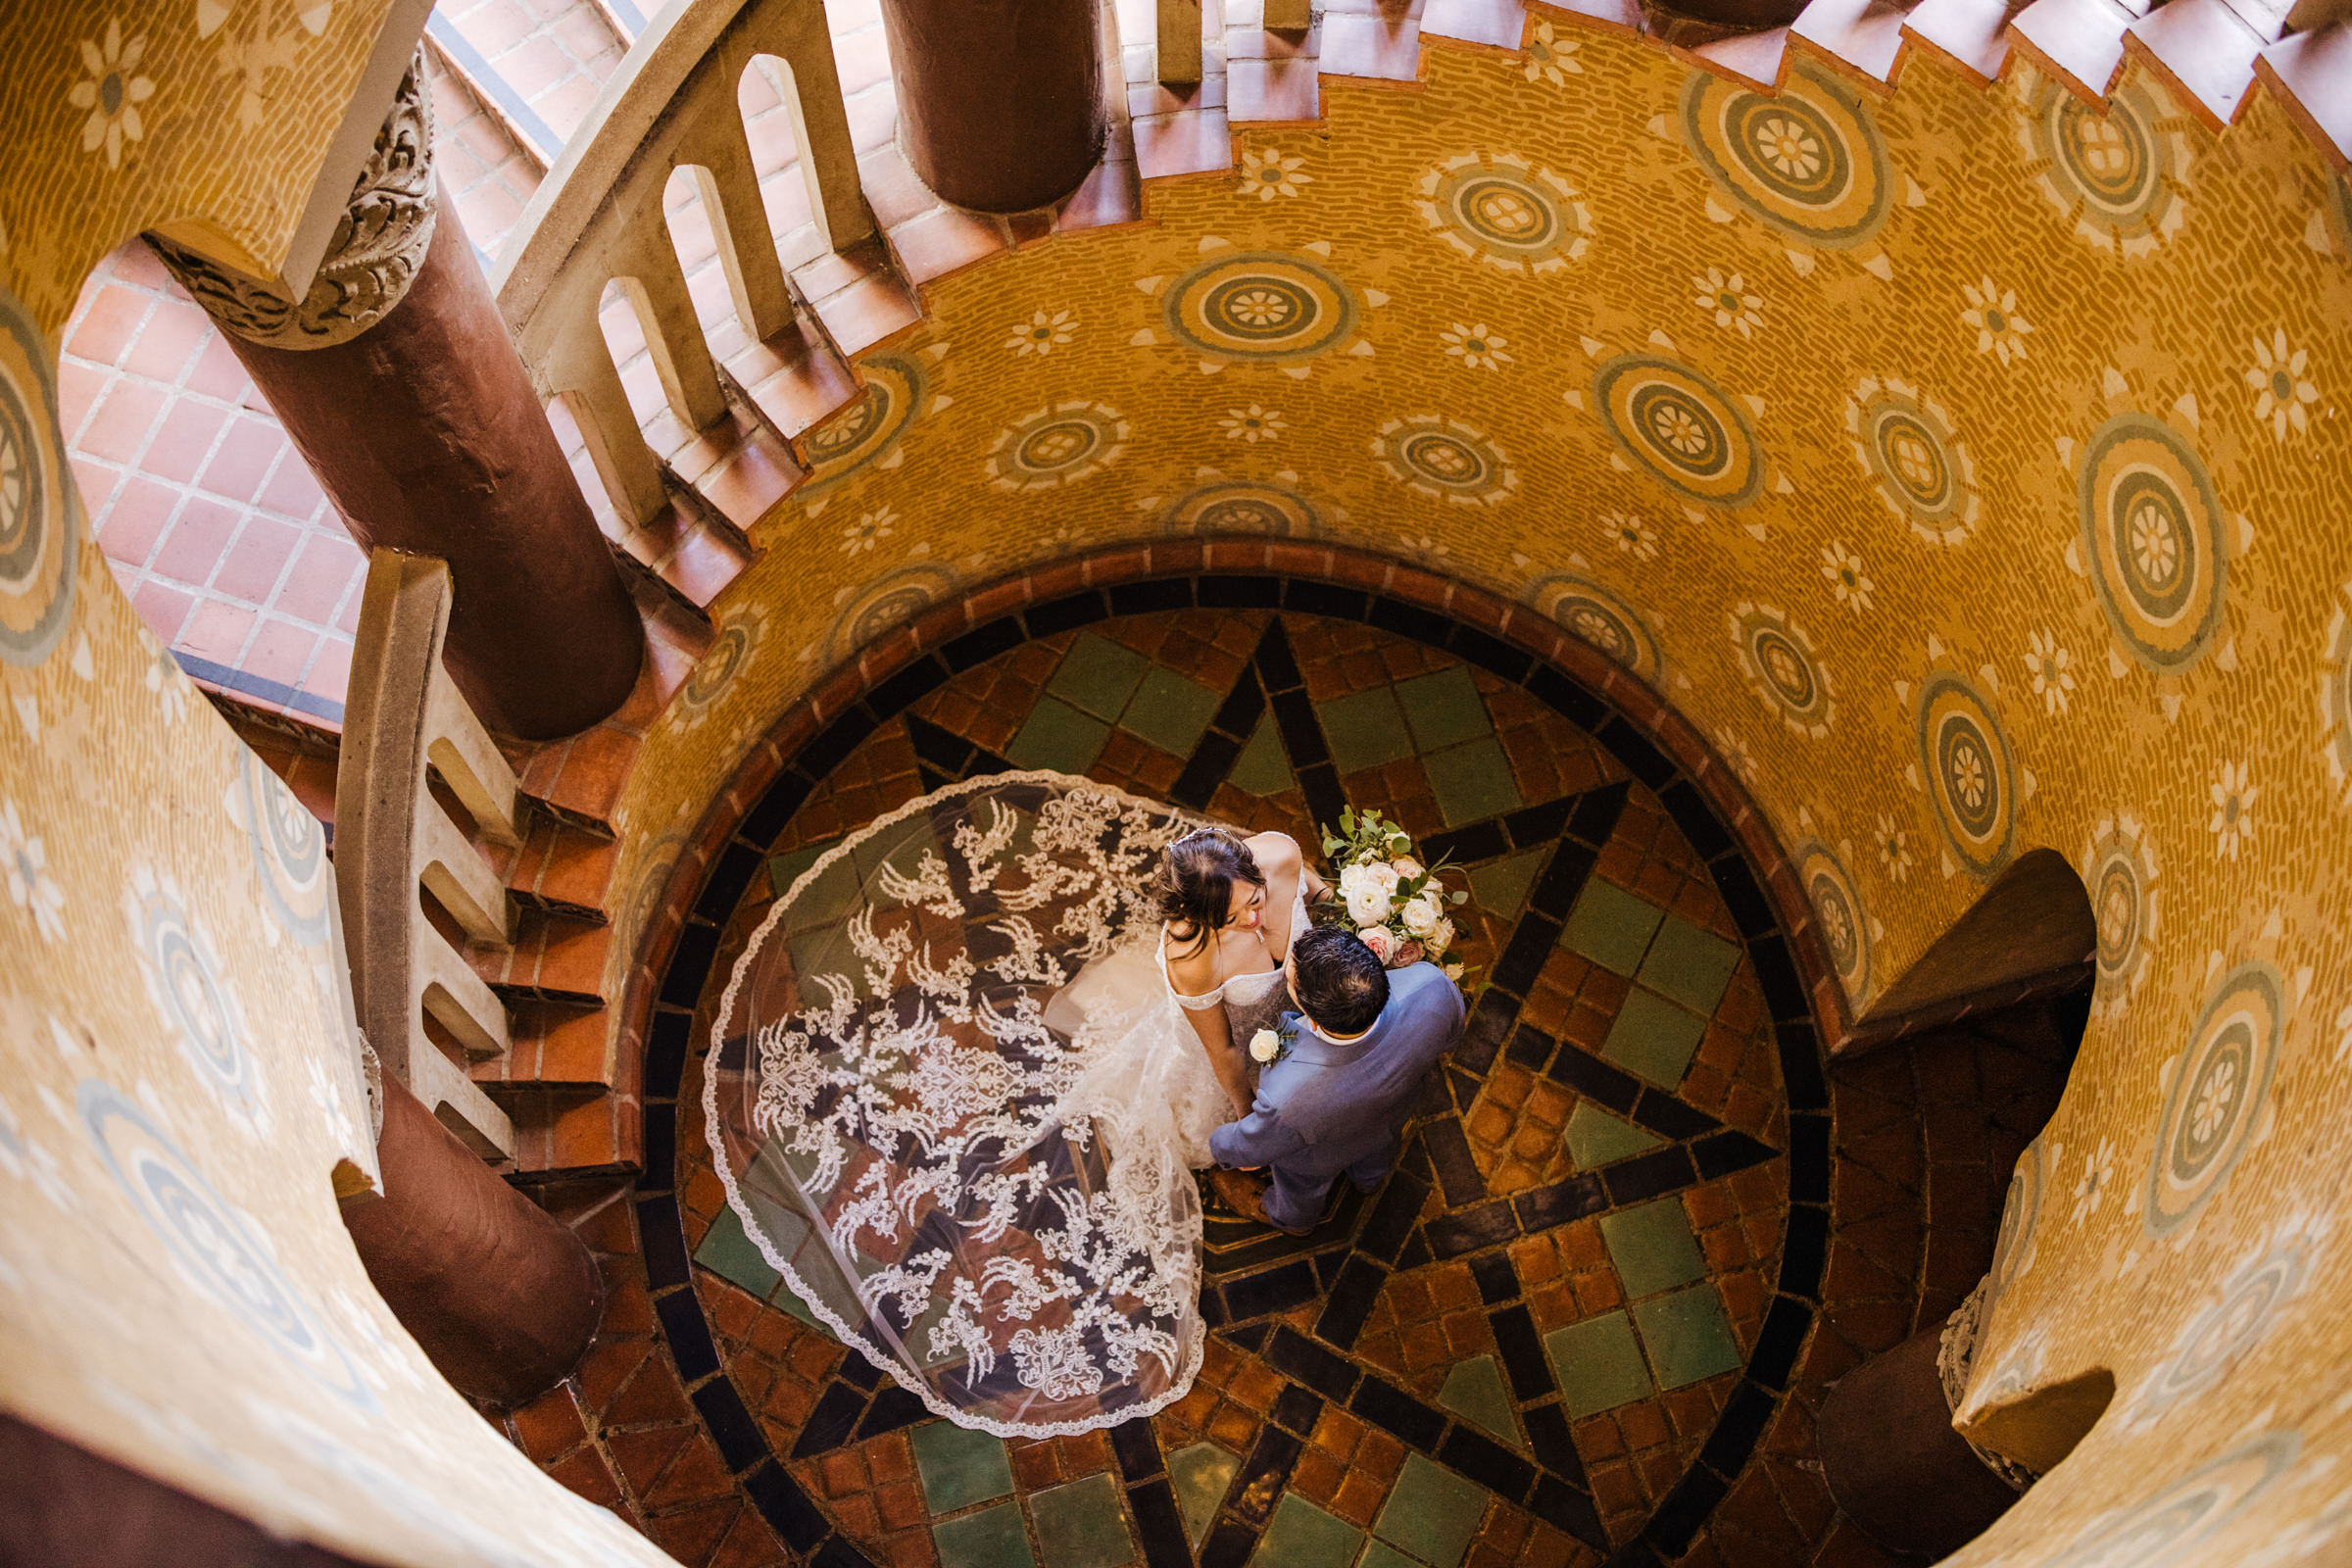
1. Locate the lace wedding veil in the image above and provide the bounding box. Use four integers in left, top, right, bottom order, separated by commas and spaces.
706, 771, 1215, 1437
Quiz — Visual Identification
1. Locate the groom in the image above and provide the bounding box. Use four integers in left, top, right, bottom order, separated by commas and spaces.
1208, 926, 1469, 1236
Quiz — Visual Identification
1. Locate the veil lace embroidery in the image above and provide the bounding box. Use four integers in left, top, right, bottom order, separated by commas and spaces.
707, 771, 1230, 1437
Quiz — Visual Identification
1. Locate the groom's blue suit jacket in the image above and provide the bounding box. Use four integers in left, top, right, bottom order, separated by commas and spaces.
1207, 961, 1466, 1222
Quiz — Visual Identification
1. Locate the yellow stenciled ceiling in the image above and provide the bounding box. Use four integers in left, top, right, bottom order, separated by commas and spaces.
608, 24, 2352, 1562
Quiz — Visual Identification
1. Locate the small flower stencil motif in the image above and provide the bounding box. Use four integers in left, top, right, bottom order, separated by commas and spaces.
1821, 542, 1873, 612
1601, 512, 1656, 562
1441, 323, 1511, 371
2246, 330, 2318, 442
0, 801, 64, 943
1005, 309, 1076, 357
2189, 1057, 2238, 1145
1524, 20, 1583, 83
1753, 115, 1822, 180
1237, 147, 1310, 201
1961, 278, 2034, 367
1219, 405, 1284, 443
841, 505, 896, 554
2070, 1137, 2113, 1224
1396, 533, 1450, 564
2130, 498, 2179, 586
1951, 745, 1988, 813
2210, 761, 2257, 859
70, 21, 154, 170
2025, 630, 2075, 715
1652, 403, 1709, 457
1694, 269, 1763, 340
1874, 814, 1911, 883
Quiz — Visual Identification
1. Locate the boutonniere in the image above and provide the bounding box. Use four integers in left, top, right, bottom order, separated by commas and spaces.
1248, 1019, 1297, 1065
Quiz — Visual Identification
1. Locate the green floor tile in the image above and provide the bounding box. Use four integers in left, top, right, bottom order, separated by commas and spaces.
1563, 1102, 1663, 1170
1559, 879, 1666, 976
1633, 1283, 1745, 1388
1169, 1443, 1239, 1546
1601, 1198, 1706, 1298
1356, 1544, 1422, 1568
1251, 1494, 1363, 1568
1317, 687, 1415, 775
1047, 633, 1152, 721
1436, 1356, 1524, 1451
1006, 696, 1111, 774
1465, 850, 1546, 922
1599, 986, 1709, 1088
691, 1203, 780, 1299
911, 1419, 1015, 1514
1030, 1473, 1135, 1568
1372, 1454, 1488, 1568
1228, 713, 1295, 797
933, 1500, 1036, 1568
1423, 736, 1523, 827
1544, 1309, 1653, 1417
1120, 664, 1222, 757
1396, 665, 1493, 752
766, 837, 840, 901
1638, 914, 1742, 1015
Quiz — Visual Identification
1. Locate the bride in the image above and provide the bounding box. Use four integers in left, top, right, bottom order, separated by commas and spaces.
704, 771, 1327, 1437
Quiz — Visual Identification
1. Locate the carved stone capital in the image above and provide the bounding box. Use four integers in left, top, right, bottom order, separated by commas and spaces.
1937, 1277, 2041, 1494
151, 49, 437, 350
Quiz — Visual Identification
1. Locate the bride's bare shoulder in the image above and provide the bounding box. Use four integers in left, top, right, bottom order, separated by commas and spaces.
1246, 830, 1302, 869
1161, 925, 1223, 995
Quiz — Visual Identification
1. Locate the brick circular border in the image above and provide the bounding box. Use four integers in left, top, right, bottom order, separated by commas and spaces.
621, 542, 1847, 1568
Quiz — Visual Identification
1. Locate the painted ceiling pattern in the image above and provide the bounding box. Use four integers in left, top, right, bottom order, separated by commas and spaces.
603, 23, 2352, 1568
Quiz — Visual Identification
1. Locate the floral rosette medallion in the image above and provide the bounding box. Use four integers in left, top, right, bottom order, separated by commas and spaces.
1314, 807, 1474, 1008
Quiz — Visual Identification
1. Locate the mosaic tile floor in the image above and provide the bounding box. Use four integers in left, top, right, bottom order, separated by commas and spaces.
507, 584, 2079, 1568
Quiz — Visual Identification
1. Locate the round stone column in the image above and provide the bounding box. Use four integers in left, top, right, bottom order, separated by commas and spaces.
150, 55, 642, 741
340, 1073, 603, 1407
880, 0, 1106, 213
1816, 1285, 2030, 1558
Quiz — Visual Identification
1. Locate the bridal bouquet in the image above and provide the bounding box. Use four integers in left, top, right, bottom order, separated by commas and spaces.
1318, 806, 1470, 984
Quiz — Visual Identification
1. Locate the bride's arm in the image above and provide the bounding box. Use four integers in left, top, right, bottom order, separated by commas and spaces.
1165, 942, 1257, 1119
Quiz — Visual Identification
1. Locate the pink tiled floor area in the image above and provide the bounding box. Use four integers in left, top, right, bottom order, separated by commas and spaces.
437, 0, 627, 148
63, 244, 363, 725
427, 48, 550, 258
58, 52, 552, 730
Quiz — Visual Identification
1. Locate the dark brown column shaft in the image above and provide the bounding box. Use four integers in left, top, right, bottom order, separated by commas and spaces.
341, 1074, 603, 1407
881, 0, 1106, 213
1816, 1326, 2023, 1559
213, 207, 642, 740
0, 1416, 375, 1568
151, 53, 641, 740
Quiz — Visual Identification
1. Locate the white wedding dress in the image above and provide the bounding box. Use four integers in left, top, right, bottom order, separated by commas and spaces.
706, 772, 1304, 1438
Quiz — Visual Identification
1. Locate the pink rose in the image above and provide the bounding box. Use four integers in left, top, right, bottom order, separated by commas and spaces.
1356, 925, 1396, 964
1392, 939, 1425, 968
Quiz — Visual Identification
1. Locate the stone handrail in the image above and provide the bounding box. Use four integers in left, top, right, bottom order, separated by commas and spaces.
338, 550, 526, 1163
489, 0, 873, 530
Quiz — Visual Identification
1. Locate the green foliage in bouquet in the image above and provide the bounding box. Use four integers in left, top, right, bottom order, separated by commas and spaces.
1316, 807, 1476, 986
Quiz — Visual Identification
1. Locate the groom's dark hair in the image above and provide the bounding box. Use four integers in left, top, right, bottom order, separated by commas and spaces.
1292, 927, 1389, 1037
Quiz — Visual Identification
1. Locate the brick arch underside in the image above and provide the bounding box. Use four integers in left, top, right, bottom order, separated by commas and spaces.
501, 548, 2074, 1568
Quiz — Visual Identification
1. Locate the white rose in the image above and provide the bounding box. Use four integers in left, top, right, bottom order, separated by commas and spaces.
1249, 1028, 1281, 1064
1399, 891, 1444, 937
1342, 860, 1398, 925
1426, 915, 1455, 956
1444, 962, 1465, 981
1392, 856, 1424, 880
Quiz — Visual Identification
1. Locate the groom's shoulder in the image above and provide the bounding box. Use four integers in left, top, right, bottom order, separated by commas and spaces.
1389, 962, 1465, 1022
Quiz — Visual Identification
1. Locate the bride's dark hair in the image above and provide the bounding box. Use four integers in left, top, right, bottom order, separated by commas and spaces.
1156, 829, 1264, 958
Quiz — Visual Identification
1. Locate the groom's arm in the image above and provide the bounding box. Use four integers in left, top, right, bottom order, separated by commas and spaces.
1209, 1108, 1306, 1170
